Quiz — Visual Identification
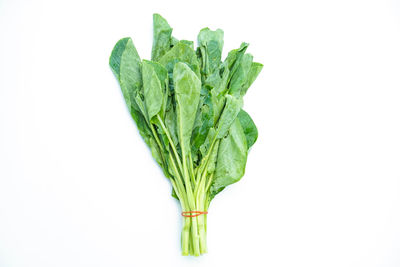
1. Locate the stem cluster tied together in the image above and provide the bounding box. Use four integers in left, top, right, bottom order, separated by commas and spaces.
110, 14, 262, 256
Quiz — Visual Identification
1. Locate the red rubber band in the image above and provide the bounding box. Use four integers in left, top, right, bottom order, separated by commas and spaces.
181, 211, 208, 217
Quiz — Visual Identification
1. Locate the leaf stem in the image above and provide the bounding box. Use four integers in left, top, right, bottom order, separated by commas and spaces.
156, 114, 184, 173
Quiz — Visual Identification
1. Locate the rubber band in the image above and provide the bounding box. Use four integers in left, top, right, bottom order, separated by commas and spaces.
181, 211, 208, 217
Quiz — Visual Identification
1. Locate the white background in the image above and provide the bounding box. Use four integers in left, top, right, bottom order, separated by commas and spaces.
1, 0, 400, 266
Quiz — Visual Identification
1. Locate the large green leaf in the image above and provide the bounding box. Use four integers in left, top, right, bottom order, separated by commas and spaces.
110, 38, 171, 176
191, 88, 214, 159
142, 60, 164, 120
197, 28, 224, 77
146, 60, 169, 118
109, 37, 142, 114
225, 42, 248, 80
241, 62, 263, 96
173, 62, 201, 155
228, 53, 253, 98
159, 41, 201, 79
210, 65, 230, 122
165, 100, 179, 145
110, 38, 153, 146
210, 119, 248, 199
151, 14, 173, 62
216, 95, 243, 139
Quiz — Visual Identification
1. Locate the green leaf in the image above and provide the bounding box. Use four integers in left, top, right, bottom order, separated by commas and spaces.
228, 53, 253, 97
149, 137, 164, 167
199, 128, 216, 157
152, 14, 173, 62
143, 60, 169, 86
174, 62, 201, 155
142, 60, 164, 120
180, 40, 194, 49
171, 36, 179, 46
110, 39, 171, 177
196, 128, 220, 174
211, 91, 225, 125
206, 139, 220, 174
197, 28, 224, 76
110, 38, 128, 80
191, 89, 214, 158
204, 67, 222, 89
241, 62, 263, 97
109, 37, 142, 114
216, 95, 243, 139
145, 60, 169, 118
210, 119, 248, 199
201, 63, 229, 128
225, 42, 248, 79
110, 38, 157, 147
195, 95, 241, 165
237, 109, 258, 149
131, 108, 152, 143
159, 41, 201, 79
134, 94, 148, 121
165, 102, 179, 145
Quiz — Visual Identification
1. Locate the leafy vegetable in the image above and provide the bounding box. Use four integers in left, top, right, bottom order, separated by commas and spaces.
109, 14, 262, 256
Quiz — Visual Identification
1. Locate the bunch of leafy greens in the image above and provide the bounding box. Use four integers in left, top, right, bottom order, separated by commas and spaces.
109, 14, 262, 256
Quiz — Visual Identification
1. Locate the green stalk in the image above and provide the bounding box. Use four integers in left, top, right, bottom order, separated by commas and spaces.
182, 154, 200, 256
205, 172, 214, 196
154, 114, 203, 256
191, 137, 221, 255
182, 217, 191, 256
150, 120, 195, 255
167, 153, 191, 255
168, 155, 187, 207
196, 177, 207, 254
151, 111, 217, 256
156, 114, 183, 173
188, 153, 196, 186
148, 123, 170, 172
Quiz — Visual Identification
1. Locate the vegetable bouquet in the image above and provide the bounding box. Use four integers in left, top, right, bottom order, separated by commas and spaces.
109, 14, 262, 256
